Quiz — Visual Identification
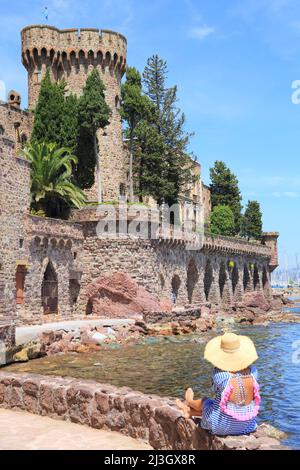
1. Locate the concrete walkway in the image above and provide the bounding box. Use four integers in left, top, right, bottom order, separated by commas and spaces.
0, 409, 151, 450
16, 318, 136, 346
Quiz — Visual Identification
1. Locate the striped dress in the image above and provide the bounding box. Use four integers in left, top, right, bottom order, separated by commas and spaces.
200, 366, 261, 436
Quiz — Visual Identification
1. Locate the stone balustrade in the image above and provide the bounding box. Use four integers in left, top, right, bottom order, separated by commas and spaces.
26, 215, 84, 242
0, 372, 288, 450
204, 233, 271, 258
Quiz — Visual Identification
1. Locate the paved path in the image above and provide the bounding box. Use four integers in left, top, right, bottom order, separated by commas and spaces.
0, 409, 151, 450
16, 318, 136, 346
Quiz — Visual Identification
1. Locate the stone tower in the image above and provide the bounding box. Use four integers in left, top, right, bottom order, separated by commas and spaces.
21, 25, 127, 202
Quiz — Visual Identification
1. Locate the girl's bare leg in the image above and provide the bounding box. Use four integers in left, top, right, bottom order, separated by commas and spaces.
175, 388, 205, 418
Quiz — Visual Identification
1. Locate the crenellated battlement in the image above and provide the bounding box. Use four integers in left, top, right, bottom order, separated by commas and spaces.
21, 25, 127, 75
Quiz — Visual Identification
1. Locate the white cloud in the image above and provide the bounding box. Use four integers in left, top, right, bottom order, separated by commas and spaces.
188, 25, 215, 40
272, 191, 299, 198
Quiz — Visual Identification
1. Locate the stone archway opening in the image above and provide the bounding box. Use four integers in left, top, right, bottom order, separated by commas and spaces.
69, 279, 80, 307
159, 273, 165, 292
204, 260, 213, 301
232, 264, 239, 294
187, 259, 198, 304
171, 275, 181, 304
262, 266, 269, 291
253, 265, 260, 290
16, 265, 26, 305
219, 262, 226, 299
243, 264, 251, 292
42, 261, 58, 314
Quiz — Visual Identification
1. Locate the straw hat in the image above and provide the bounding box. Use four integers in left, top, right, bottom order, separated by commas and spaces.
204, 332, 258, 372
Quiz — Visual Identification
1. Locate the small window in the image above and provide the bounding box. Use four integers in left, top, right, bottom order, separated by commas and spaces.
115, 95, 120, 109
20, 134, 28, 149
0, 125, 4, 136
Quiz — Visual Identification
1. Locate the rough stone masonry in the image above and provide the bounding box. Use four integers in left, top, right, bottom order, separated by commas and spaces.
0, 24, 279, 339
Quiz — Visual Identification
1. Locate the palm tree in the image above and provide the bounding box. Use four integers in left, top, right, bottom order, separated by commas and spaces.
21, 142, 86, 218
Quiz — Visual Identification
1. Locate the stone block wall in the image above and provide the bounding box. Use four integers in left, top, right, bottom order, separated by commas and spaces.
0, 137, 31, 322
74, 223, 272, 317
0, 372, 288, 450
0, 102, 33, 153
21, 25, 127, 202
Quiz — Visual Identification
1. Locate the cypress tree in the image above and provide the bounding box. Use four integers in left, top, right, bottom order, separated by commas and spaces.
209, 161, 243, 234
121, 67, 153, 201
143, 55, 194, 206
241, 200, 263, 241
77, 69, 111, 201
31, 71, 67, 146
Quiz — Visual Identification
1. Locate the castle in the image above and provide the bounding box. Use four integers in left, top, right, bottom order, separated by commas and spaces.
0, 25, 279, 346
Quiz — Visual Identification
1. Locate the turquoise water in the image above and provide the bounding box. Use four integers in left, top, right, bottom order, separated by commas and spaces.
6, 321, 300, 449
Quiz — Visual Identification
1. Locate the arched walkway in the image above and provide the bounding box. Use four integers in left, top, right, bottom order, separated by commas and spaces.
232, 264, 239, 294
253, 265, 260, 290
171, 275, 181, 304
219, 262, 227, 299
42, 262, 58, 314
186, 260, 198, 304
204, 260, 213, 301
243, 264, 251, 292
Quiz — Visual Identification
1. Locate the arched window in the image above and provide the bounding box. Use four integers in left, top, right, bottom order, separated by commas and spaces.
42, 261, 58, 314
16, 265, 26, 305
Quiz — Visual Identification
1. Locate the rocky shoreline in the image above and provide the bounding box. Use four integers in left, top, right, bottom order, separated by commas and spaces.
9, 292, 299, 364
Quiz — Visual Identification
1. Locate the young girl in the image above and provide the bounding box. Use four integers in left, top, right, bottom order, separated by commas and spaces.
176, 332, 261, 436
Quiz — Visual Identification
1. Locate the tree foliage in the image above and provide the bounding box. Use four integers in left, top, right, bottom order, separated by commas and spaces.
210, 205, 236, 236
241, 200, 263, 240
22, 142, 86, 218
209, 161, 242, 234
143, 54, 194, 205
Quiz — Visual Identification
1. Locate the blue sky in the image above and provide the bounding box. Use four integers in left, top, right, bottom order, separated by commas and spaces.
0, 0, 300, 270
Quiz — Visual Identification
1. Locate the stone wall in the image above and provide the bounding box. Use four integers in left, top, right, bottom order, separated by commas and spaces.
15, 216, 84, 325
21, 25, 127, 202
74, 223, 272, 317
0, 372, 288, 450
0, 137, 31, 322
0, 102, 33, 153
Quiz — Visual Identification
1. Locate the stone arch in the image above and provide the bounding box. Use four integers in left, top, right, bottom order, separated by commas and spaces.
113, 52, 118, 66
232, 264, 239, 294
16, 265, 26, 305
70, 50, 76, 65
253, 264, 260, 290
243, 264, 251, 291
96, 51, 103, 65
262, 266, 269, 290
88, 50, 95, 62
186, 259, 198, 304
204, 260, 213, 301
42, 261, 58, 314
69, 279, 80, 307
105, 51, 111, 66
79, 50, 85, 64
171, 274, 181, 304
41, 48, 47, 64
219, 261, 227, 298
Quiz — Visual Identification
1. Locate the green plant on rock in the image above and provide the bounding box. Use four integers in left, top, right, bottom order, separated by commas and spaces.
22, 142, 86, 218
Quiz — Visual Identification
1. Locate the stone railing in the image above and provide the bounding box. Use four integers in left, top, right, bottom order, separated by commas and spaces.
203, 233, 271, 258
26, 215, 84, 241
0, 372, 288, 450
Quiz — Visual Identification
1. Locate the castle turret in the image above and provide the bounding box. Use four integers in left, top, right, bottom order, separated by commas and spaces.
21, 25, 127, 202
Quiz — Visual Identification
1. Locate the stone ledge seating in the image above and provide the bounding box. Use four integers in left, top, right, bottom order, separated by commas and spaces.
0, 372, 288, 450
